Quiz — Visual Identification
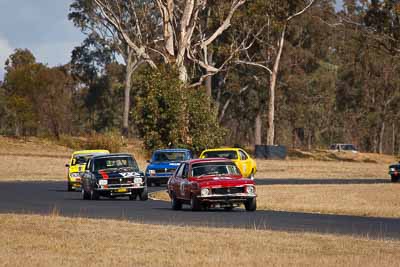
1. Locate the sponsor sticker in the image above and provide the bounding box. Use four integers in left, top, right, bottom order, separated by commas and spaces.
119, 172, 136, 177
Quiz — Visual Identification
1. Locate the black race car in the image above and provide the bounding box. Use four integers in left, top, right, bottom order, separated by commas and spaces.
81, 153, 148, 200
388, 162, 400, 183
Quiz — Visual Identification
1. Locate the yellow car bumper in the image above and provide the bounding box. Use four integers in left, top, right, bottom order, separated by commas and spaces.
68, 177, 82, 189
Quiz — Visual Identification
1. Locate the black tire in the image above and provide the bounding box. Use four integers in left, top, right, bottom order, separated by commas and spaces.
129, 193, 137, 200
139, 187, 148, 201
245, 197, 257, 211
171, 193, 182, 210
202, 204, 210, 211
67, 182, 73, 192
391, 175, 399, 183
82, 188, 90, 200
190, 195, 202, 211
90, 189, 100, 200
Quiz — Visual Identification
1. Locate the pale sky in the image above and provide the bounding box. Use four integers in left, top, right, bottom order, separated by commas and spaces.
0, 0, 85, 81
0, 0, 345, 82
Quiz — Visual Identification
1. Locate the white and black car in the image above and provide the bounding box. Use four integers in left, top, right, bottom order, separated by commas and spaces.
81, 153, 148, 200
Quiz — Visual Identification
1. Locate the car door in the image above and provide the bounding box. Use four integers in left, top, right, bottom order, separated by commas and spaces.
238, 150, 251, 177
180, 164, 191, 200
81, 159, 92, 191
172, 163, 185, 199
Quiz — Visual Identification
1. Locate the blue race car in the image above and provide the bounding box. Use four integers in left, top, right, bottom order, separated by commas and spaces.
146, 149, 192, 186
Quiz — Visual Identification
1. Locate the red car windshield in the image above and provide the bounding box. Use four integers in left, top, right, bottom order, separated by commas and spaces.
191, 162, 240, 177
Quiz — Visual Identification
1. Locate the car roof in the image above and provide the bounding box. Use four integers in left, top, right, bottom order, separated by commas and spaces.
187, 158, 233, 164
72, 150, 110, 155
154, 148, 191, 153
201, 148, 240, 153
91, 153, 133, 160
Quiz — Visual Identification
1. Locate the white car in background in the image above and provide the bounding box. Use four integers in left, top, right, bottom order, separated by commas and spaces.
329, 144, 358, 153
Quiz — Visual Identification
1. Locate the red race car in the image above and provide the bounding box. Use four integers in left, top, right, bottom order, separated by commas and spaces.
167, 158, 256, 211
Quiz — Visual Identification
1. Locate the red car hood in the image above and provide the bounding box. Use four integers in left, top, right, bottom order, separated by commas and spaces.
189, 176, 255, 188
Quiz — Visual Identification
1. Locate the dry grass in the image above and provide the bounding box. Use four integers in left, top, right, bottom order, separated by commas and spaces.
256, 184, 400, 218
255, 159, 390, 179
287, 149, 398, 164
0, 136, 72, 181
0, 136, 148, 181
0, 214, 399, 267
0, 155, 68, 180
0, 136, 72, 157
150, 184, 400, 218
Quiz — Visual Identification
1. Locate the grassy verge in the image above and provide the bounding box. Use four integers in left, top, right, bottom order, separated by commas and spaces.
0, 214, 399, 267
0, 136, 147, 181
151, 183, 400, 218
255, 159, 390, 179
256, 184, 400, 218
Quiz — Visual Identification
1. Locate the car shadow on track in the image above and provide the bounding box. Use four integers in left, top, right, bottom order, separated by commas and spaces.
254, 178, 390, 185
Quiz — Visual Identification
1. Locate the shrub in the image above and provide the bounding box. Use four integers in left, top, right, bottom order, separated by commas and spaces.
133, 66, 226, 153
58, 131, 124, 153
85, 131, 124, 153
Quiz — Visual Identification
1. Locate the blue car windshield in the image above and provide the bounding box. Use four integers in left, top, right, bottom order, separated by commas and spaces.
153, 152, 187, 162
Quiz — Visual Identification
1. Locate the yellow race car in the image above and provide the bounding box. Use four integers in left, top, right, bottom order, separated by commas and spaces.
65, 150, 110, 191
199, 148, 257, 179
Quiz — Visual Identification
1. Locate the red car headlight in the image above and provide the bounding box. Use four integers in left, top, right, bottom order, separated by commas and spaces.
246, 186, 255, 195
201, 188, 210, 197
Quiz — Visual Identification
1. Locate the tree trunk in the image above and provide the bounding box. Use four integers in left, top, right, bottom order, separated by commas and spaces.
122, 49, 136, 137
307, 129, 312, 151
205, 51, 214, 98
392, 122, 395, 155
379, 120, 385, 154
267, 24, 286, 145
178, 64, 188, 83
255, 111, 262, 145
218, 96, 232, 123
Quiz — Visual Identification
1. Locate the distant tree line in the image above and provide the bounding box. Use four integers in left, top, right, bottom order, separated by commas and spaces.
1, 0, 400, 154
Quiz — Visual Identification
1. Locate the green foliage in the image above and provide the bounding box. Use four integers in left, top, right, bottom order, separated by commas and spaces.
187, 89, 226, 152
133, 67, 225, 153
133, 67, 187, 150
3, 52, 74, 137
85, 63, 124, 133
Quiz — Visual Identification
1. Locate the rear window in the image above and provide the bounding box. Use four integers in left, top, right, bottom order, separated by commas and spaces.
191, 162, 240, 177
202, 151, 238, 160
73, 153, 107, 165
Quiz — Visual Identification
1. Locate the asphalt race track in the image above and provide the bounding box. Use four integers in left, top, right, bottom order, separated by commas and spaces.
1, 181, 400, 239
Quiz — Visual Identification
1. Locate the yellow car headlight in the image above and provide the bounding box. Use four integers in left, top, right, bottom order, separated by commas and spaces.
70, 172, 80, 178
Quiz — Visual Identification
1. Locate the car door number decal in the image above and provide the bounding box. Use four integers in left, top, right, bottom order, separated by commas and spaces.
180, 180, 188, 197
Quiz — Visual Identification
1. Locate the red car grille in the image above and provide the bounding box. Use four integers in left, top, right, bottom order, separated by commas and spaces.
212, 187, 244, 195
